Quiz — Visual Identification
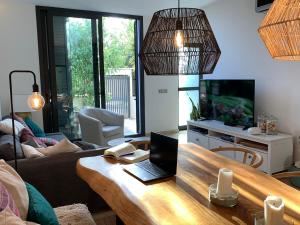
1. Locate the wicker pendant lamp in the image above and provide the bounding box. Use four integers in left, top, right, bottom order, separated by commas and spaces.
140, 0, 221, 75
258, 0, 300, 60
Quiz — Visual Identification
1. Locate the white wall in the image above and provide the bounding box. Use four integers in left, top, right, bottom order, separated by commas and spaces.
0, 0, 205, 132
204, 0, 300, 160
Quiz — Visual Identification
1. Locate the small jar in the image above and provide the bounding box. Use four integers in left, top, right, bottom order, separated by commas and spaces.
257, 114, 267, 133
266, 117, 278, 135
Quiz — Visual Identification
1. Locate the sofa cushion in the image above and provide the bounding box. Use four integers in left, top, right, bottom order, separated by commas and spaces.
102, 125, 122, 137
37, 138, 81, 157
23, 136, 47, 148
0, 119, 25, 135
24, 117, 46, 138
0, 135, 24, 160
21, 144, 45, 159
0, 160, 29, 220
54, 204, 96, 225
26, 182, 59, 225
0, 181, 20, 216
0, 207, 38, 225
20, 127, 35, 143
36, 137, 59, 146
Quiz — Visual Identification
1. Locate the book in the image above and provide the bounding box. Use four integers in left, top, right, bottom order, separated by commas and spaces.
103, 143, 150, 163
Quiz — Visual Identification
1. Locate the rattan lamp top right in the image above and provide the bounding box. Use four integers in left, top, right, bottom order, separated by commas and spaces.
258, 0, 300, 60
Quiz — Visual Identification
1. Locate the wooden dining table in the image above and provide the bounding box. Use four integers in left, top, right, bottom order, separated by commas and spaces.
76, 143, 300, 225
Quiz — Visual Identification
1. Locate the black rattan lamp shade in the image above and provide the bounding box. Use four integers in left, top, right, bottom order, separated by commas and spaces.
140, 8, 221, 75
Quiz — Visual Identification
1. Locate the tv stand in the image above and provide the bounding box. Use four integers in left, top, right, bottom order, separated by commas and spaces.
187, 120, 293, 174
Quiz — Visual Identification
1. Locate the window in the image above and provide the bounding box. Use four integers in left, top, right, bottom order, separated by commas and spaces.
178, 75, 201, 129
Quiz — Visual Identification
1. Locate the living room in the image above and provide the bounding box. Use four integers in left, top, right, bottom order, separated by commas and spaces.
0, 0, 300, 224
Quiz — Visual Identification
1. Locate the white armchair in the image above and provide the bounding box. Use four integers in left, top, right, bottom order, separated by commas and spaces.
78, 107, 124, 146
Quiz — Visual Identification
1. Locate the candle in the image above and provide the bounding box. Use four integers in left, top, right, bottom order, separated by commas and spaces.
216, 168, 233, 197
264, 196, 285, 225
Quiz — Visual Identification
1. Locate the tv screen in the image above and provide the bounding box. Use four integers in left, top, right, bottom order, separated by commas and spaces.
256, 0, 274, 12
200, 80, 255, 127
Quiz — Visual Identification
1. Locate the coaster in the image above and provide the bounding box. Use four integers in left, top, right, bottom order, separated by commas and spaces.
208, 183, 238, 207
254, 212, 291, 225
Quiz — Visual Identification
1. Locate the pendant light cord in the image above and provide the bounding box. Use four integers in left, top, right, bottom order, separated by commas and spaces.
178, 0, 180, 20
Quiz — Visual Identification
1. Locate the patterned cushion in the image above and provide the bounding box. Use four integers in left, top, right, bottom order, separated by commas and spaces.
20, 128, 35, 143
36, 137, 59, 147
0, 182, 20, 217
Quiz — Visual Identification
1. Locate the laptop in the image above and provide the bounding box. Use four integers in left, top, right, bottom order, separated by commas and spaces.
123, 132, 178, 182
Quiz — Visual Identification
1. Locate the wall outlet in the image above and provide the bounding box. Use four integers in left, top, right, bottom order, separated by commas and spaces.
158, 89, 168, 94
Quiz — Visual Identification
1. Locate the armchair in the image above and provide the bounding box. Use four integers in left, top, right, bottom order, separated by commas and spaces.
78, 108, 124, 146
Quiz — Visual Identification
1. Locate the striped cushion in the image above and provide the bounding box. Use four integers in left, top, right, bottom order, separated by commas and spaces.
37, 137, 59, 146
0, 182, 20, 217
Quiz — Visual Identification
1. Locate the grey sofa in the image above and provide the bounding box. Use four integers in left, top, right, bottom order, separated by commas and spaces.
78, 108, 124, 146
8, 148, 109, 213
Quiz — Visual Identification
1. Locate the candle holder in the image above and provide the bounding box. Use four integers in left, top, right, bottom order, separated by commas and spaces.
208, 183, 239, 207
254, 212, 292, 225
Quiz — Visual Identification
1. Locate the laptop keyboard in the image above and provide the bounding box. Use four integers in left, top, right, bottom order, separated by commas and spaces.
136, 160, 167, 176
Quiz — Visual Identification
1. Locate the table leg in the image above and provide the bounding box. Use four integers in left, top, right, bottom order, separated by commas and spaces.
116, 215, 125, 225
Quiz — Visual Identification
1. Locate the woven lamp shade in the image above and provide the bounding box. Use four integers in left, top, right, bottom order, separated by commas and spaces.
258, 0, 300, 60
140, 8, 221, 75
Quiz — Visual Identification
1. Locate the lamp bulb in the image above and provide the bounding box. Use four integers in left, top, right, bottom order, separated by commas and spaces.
27, 92, 45, 111
175, 29, 184, 48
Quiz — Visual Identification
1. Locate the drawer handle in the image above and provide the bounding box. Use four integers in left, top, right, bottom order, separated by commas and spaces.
196, 138, 199, 141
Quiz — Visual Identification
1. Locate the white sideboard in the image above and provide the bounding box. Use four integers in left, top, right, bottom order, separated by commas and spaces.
187, 120, 293, 174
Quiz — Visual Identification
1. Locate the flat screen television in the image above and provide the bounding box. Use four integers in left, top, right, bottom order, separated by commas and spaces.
256, 0, 274, 12
200, 80, 255, 127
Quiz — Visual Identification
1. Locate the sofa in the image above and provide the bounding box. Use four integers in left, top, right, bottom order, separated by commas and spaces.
0, 115, 110, 213
7, 147, 109, 213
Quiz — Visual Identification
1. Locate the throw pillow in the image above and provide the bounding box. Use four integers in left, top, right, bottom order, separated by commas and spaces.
12, 114, 29, 129
36, 137, 59, 147
21, 144, 44, 159
0, 119, 25, 135
0, 160, 29, 220
23, 137, 47, 148
24, 118, 46, 137
0, 207, 38, 225
0, 135, 24, 161
38, 138, 81, 157
20, 127, 35, 143
0, 182, 20, 216
26, 182, 59, 225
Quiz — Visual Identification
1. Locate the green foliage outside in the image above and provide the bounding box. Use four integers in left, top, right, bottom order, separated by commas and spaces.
188, 96, 201, 121
67, 19, 94, 109
67, 17, 135, 110
103, 17, 135, 75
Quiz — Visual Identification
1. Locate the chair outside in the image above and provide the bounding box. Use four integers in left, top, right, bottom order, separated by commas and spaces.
78, 107, 124, 146
210, 147, 263, 168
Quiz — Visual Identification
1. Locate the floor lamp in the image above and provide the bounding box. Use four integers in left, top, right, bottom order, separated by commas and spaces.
9, 70, 45, 171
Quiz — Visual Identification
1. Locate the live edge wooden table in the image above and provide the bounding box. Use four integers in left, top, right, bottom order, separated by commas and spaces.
76, 144, 300, 225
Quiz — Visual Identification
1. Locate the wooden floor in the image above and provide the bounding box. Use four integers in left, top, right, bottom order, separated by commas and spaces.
93, 210, 116, 225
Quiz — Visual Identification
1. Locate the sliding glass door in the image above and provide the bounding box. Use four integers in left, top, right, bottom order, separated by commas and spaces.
103, 17, 137, 135
36, 7, 144, 140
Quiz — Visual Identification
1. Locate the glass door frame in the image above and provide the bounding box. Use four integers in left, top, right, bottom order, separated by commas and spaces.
36, 6, 145, 138
178, 75, 202, 130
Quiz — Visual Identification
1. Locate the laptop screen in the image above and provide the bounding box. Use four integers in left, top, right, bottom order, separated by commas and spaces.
149, 132, 178, 174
